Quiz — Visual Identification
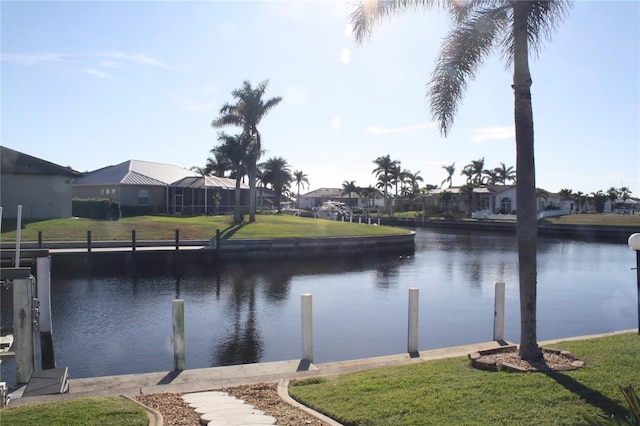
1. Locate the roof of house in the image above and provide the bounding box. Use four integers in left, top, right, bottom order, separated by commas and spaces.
1, 146, 81, 177
301, 188, 362, 198
172, 176, 249, 190
426, 185, 516, 195
75, 160, 194, 186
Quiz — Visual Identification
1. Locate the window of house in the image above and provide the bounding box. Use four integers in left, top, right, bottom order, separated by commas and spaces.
137, 189, 149, 205
500, 197, 512, 213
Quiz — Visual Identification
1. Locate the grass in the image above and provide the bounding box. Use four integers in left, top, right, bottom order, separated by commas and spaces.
0, 396, 147, 425
289, 332, 640, 426
0, 214, 411, 242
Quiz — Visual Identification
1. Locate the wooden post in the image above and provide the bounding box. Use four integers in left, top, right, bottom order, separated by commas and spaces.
131, 230, 136, 252
216, 229, 221, 256
301, 294, 313, 363
14, 277, 35, 383
15, 205, 22, 267
87, 230, 92, 253
493, 282, 505, 341
408, 288, 419, 354
172, 299, 185, 370
175, 229, 180, 250
37, 256, 56, 369
38, 231, 43, 249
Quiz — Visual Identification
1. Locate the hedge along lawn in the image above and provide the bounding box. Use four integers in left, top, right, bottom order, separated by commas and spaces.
0, 214, 411, 242
289, 333, 640, 426
0, 396, 147, 426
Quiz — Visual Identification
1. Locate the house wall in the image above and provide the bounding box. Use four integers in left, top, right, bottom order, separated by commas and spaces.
1, 174, 74, 219
74, 185, 167, 213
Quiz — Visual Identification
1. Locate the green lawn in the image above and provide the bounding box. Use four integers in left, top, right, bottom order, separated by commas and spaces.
0, 214, 410, 242
0, 396, 147, 426
289, 332, 640, 426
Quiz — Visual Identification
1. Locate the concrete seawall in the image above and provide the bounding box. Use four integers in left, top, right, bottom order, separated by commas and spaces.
3, 232, 416, 273
378, 217, 638, 244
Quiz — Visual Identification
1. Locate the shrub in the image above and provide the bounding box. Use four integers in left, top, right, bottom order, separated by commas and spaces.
72, 198, 120, 220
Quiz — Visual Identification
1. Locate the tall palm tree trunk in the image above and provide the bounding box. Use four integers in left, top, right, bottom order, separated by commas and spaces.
234, 175, 242, 224
513, 2, 542, 361
248, 162, 257, 222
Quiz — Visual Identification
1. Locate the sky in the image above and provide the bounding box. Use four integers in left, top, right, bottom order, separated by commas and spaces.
2, 1, 639, 196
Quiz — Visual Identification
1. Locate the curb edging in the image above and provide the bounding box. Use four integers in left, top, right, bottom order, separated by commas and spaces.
277, 378, 343, 426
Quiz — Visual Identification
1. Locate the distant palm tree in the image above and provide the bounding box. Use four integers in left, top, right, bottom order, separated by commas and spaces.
483, 169, 500, 185
558, 188, 574, 212
494, 162, 516, 184
607, 187, 620, 212
575, 191, 585, 213
209, 147, 232, 177
469, 158, 486, 185
441, 163, 455, 188
405, 170, 424, 194
293, 170, 309, 208
341, 180, 359, 208
260, 157, 292, 212
351, 0, 571, 361
216, 132, 250, 223
212, 80, 282, 222
372, 154, 399, 214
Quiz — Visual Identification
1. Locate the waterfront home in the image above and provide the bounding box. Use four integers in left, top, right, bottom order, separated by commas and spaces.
0, 146, 81, 220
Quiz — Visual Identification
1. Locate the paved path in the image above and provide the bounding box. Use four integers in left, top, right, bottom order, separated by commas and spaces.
182, 391, 276, 425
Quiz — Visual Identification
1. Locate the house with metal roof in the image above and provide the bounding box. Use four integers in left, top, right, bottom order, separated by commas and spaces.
73, 160, 251, 215
1, 146, 81, 219
73, 160, 194, 215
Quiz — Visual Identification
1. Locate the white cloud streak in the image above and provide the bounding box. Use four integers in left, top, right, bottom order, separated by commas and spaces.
365, 122, 436, 134
2, 51, 171, 70
81, 69, 112, 78
470, 126, 514, 142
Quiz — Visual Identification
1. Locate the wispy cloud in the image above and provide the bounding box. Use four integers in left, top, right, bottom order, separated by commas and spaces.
2, 50, 171, 71
1, 53, 68, 66
81, 69, 112, 78
365, 122, 435, 134
470, 126, 514, 142
97, 51, 171, 70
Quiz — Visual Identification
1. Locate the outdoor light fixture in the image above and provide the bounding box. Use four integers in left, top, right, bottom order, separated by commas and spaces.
627, 233, 640, 335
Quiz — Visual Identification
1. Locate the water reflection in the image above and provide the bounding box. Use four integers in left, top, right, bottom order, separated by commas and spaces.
0, 227, 635, 387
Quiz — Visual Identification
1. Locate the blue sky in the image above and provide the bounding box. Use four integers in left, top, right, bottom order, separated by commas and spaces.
2, 1, 638, 196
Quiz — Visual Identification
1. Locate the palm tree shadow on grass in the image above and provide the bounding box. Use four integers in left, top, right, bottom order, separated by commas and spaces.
219, 223, 245, 239
545, 371, 627, 418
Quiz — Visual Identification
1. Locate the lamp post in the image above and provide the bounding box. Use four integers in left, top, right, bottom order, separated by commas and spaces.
628, 233, 640, 335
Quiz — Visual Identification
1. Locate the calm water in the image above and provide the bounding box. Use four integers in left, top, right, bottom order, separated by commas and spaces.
1, 227, 636, 386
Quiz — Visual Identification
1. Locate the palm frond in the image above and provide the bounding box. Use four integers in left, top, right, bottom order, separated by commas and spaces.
428, 5, 507, 136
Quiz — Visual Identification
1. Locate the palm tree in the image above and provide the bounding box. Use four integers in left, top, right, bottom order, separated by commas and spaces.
216, 132, 250, 223
495, 162, 516, 184
209, 147, 232, 177
470, 157, 486, 186
260, 157, 292, 212
606, 187, 619, 212
441, 163, 455, 188
212, 79, 282, 222
574, 191, 585, 213
293, 170, 309, 209
558, 188, 573, 212
341, 180, 359, 208
372, 154, 399, 215
351, 0, 570, 361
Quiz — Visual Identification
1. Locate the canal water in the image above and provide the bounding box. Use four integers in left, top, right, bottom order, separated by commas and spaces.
1, 227, 636, 386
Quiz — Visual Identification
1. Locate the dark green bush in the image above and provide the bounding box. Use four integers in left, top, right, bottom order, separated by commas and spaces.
72, 198, 120, 220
